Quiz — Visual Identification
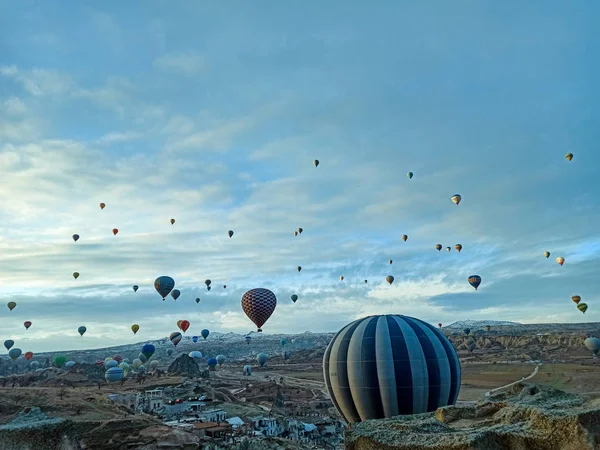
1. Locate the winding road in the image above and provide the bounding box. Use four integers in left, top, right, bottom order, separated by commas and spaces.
484, 364, 541, 397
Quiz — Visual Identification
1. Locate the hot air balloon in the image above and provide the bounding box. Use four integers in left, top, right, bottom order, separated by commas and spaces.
584, 337, 600, 355
313, 159, 319, 167
402, 235, 408, 242
105, 359, 118, 369
141, 343, 155, 360
468, 275, 481, 290
436, 244, 442, 251
364, 280, 368, 284
298, 228, 303, 234
578, 303, 588, 314
223, 285, 226, 289
166, 349, 173, 357
65, 360, 76, 368
177, 320, 182, 330
566, 153, 573, 161
113, 355, 123, 364
132, 359, 142, 369
73, 272, 79, 279
216, 354, 225, 367
257, 353, 268, 367
572, 296, 581, 304
556, 257, 565, 266
138, 353, 147, 363
294, 231, 298, 236
228, 230, 234, 238
170, 332, 182, 346
386, 275, 394, 285
24, 321, 31, 330
131, 324, 139, 334
192, 336, 198, 343
78, 326, 86, 336
112, 228, 118, 235
407, 172, 413, 179
297, 266, 302, 272
485, 326, 491, 332
189, 351, 202, 359
451, 194, 461, 206
446, 247, 451, 252
72, 234, 79, 242
243, 365, 252, 376
105, 367, 125, 382
207, 286, 211, 291
154, 276, 175, 300
207, 357, 218, 370
100, 202, 106, 209
54, 355, 66, 368
463, 328, 471, 336
180, 320, 190, 333
438, 323, 442, 328
133, 285, 138, 292
24, 352, 33, 361
291, 294, 298, 303
245, 335, 252, 345
281, 339, 287, 347
7, 301, 16, 311
455, 244, 462, 253
340, 276, 344, 281
170, 218, 175, 225
171, 289, 181, 301
201, 329, 209, 340
150, 360, 159, 370
4, 340, 14, 350
205, 279, 211, 287
323, 314, 460, 422
8, 348, 21, 361
241, 288, 277, 332
544, 251, 550, 258
388, 260, 393, 265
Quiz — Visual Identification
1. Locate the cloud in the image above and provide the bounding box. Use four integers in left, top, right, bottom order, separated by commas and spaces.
0, 66, 72, 96
97, 132, 141, 144
153, 51, 206, 77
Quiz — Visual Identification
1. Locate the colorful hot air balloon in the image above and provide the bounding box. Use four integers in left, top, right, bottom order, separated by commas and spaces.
578, 303, 588, 314
54, 355, 66, 368
171, 289, 181, 300
170, 218, 175, 225
72, 234, 79, 242
133, 285, 138, 292
446, 246, 451, 252
544, 251, 550, 258
112, 228, 118, 235
105, 367, 125, 382
451, 194, 461, 205
388, 260, 393, 264
170, 332, 182, 346
24, 351, 33, 361
455, 244, 462, 252
402, 235, 408, 242
297, 266, 302, 272
216, 354, 225, 367
228, 230, 234, 238
313, 159, 319, 167
201, 329, 209, 340
73, 272, 79, 279
291, 294, 298, 303
294, 231, 298, 236
407, 172, 413, 179
24, 321, 31, 330
566, 153, 573, 161
241, 288, 277, 332
192, 336, 198, 343
323, 315, 460, 422
100, 202, 106, 209
386, 275, 394, 285
298, 228, 303, 234
280, 338, 287, 346
257, 353, 268, 367
468, 275, 481, 290
189, 350, 202, 359
180, 320, 190, 333
7, 301, 16, 311
584, 337, 600, 355
131, 324, 140, 334
195, 297, 200, 304
4, 340, 14, 350
438, 323, 442, 328
141, 343, 155, 359
340, 276, 344, 281
8, 348, 21, 361
572, 295, 581, 304
154, 276, 175, 300
78, 326, 86, 336
207, 357, 218, 371
556, 257, 565, 265
463, 328, 471, 336
245, 335, 252, 345
177, 320, 183, 330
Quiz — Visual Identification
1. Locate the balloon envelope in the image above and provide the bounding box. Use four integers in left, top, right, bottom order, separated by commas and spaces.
154, 276, 175, 299
141, 343, 155, 359
257, 353, 268, 367
241, 288, 277, 332
584, 337, 600, 355
105, 367, 125, 382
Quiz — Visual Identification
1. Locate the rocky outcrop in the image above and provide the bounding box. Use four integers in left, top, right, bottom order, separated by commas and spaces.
168, 355, 202, 378
344, 383, 600, 450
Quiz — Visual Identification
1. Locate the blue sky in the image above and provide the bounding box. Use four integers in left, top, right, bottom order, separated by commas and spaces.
0, 1, 599, 353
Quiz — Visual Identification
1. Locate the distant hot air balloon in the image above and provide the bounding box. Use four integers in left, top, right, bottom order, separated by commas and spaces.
201, 329, 209, 340
386, 275, 394, 285
4, 340, 14, 350
435, 244, 442, 251
180, 320, 190, 333
241, 288, 277, 332
463, 328, 471, 336
446, 247, 451, 252
556, 257, 565, 265
154, 276, 175, 300
297, 266, 302, 272
73, 272, 79, 279
313, 159, 319, 167
223, 285, 226, 289
7, 301, 16, 311
544, 251, 550, 258
566, 153, 573, 161
131, 324, 139, 334
340, 276, 344, 281
257, 353, 268, 367
468, 275, 481, 290
364, 280, 368, 284
584, 337, 600, 355
245, 335, 252, 345
72, 234, 79, 242
578, 303, 588, 314
166, 348, 174, 357
485, 325, 491, 332
177, 320, 183, 330
207, 357, 218, 370
402, 235, 408, 242
170, 332, 182, 346
8, 348, 21, 361
189, 351, 202, 359
24, 321, 31, 330
407, 172, 413, 179
572, 295, 581, 304
195, 297, 200, 304
281, 338, 287, 346
205, 279, 211, 287
54, 355, 66, 368
451, 194, 461, 206
228, 230, 234, 238
141, 343, 155, 360
138, 353, 147, 363
388, 259, 393, 264
78, 326, 86, 336
207, 286, 211, 291
100, 202, 106, 209
171, 289, 181, 301
291, 294, 298, 303
455, 244, 462, 252
24, 351, 33, 361
216, 354, 226, 368
192, 336, 198, 343
438, 323, 442, 328
105, 367, 125, 383
170, 218, 175, 225
112, 228, 118, 235
133, 285, 139, 292
294, 231, 298, 236
298, 228, 303, 234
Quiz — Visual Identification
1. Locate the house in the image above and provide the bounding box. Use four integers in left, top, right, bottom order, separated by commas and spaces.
250, 416, 282, 437
195, 422, 232, 439
198, 408, 226, 423
226, 416, 245, 430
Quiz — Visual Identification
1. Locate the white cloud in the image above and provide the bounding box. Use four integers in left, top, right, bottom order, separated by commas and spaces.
97, 131, 141, 144
153, 51, 206, 77
0, 65, 72, 96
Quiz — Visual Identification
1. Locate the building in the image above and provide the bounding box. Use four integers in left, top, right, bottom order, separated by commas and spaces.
198, 408, 226, 423
249, 416, 282, 437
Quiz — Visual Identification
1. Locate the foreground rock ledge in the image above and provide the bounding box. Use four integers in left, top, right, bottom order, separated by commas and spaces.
344, 383, 600, 450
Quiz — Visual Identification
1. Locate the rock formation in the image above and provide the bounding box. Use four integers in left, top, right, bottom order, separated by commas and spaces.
167, 354, 202, 378
344, 383, 600, 450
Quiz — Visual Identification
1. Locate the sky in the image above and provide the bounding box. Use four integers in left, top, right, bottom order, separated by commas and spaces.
0, 1, 599, 353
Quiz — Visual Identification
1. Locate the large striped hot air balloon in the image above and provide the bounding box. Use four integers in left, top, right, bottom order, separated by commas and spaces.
241, 288, 277, 332
154, 276, 175, 300
170, 331, 182, 346
105, 367, 125, 383
323, 314, 461, 423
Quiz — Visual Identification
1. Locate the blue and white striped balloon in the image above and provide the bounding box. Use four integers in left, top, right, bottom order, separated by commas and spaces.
105, 367, 125, 383
323, 314, 461, 423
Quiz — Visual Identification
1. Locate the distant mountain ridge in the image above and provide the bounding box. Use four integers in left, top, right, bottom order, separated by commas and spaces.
444, 320, 521, 330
